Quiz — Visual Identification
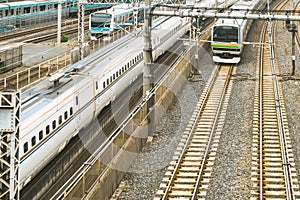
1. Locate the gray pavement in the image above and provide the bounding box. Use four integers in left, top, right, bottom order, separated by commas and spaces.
22, 43, 71, 67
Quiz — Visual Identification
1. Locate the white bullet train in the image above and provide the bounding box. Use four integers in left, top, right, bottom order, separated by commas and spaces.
211, 0, 268, 63
19, 16, 190, 188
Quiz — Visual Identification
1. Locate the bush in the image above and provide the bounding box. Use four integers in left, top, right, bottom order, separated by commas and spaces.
61, 34, 68, 43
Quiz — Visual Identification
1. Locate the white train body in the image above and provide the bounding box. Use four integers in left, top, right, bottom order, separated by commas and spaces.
211, 0, 267, 63
19, 16, 190, 188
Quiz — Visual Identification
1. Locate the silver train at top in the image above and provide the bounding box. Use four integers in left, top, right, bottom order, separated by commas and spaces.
211, 0, 268, 63
89, 3, 144, 39
19, 16, 190, 188
0, 0, 109, 32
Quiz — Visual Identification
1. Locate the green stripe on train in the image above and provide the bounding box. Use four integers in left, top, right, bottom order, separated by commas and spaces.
211, 43, 241, 49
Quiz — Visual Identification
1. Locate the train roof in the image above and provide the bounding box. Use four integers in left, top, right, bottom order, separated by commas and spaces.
21, 16, 179, 122
21, 34, 138, 122
91, 3, 144, 15
0, 1, 56, 8
231, 0, 254, 10
214, 0, 261, 26
0, 4, 8, 10
0, 0, 73, 9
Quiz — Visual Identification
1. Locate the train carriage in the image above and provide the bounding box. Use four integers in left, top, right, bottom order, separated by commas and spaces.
19, 16, 190, 189
211, 0, 268, 63
0, 0, 110, 32
89, 4, 144, 39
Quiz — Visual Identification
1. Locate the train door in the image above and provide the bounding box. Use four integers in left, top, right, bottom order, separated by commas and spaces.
74, 93, 81, 130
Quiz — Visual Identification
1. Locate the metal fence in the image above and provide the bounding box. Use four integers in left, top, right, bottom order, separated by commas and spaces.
0, 10, 69, 31
0, 26, 134, 91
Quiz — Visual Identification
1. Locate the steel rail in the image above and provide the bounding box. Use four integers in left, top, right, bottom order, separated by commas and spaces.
191, 64, 233, 199
50, 39, 190, 200
257, 15, 296, 200
258, 18, 266, 200
82, 45, 190, 200
160, 64, 233, 199
268, 19, 295, 200
160, 64, 219, 199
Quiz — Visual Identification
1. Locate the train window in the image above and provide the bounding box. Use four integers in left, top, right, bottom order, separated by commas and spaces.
103, 82, 106, 88
24, 142, 28, 153
31, 136, 36, 146
52, 120, 56, 130
40, 5, 46, 11
113, 74, 115, 80
110, 76, 112, 82
70, 107, 73, 115
39, 131, 43, 140
96, 82, 98, 90
59, 115, 62, 125
76, 96, 78, 106
116, 71, 118, 77
122, 67, 125, 72
64, 111, 68, 120
107, 79, 109, 85
119, 69, 121, 74
24, 7, 30, 14
46, 125, 50, 135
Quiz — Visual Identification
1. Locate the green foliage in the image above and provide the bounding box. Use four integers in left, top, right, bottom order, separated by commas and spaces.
61, 34, 69, 43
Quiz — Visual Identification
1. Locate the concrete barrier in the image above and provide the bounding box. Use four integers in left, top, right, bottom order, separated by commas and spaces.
63, 44, 195, 199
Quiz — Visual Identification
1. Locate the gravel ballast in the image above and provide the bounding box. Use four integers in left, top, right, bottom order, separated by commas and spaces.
111, 17, 300, 200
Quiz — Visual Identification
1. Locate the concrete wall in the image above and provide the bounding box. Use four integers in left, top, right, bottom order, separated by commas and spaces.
64, 45, 194, 200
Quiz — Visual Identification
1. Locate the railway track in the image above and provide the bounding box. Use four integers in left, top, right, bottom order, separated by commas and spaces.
0, 26, 135, 91
0, 19, 79, 42
250, 8, 300, 199
154, 64, 234, 199
48, 40, 186, 200
22, 27, 81, 43
21, 36, 185, 199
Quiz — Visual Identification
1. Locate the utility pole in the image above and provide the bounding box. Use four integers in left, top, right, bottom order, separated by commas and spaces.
0, 91, 21, 200
290, 24, 296, 76
143, 0, 154, 138
286, 19, 297, 76
57, 0, 62, 45
78, 0, 87, 60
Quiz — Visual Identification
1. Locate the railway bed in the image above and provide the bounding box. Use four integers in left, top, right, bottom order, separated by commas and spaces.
114, 1, 300, 199
154, 64, 234, 199
3, 0, 300, 199
0, 18, 79, 43
21, 36, 186, 199
250, 14, 300, 199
